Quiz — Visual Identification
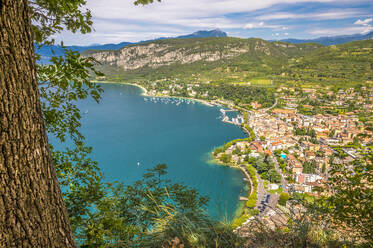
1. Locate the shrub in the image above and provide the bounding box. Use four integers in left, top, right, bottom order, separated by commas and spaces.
279, 192, 290, 206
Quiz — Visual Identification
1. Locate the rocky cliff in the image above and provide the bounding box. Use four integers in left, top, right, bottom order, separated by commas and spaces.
86, 40, 252, 71
84, 37, 318, 72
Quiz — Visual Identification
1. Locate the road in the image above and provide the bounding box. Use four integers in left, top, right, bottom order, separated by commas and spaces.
263, 98, 278, 112
271, 150, 288, 193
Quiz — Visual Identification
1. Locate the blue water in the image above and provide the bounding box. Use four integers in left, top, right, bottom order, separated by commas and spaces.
52, 83, 247, 221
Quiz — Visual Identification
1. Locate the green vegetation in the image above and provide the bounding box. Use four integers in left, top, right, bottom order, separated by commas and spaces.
223, 138, 250, 149
302, 161, 317, 174
312, 158, 373, 243
267, 188, 283, 195
246, 155, 282, 183
232, 164, 259, 229
280, 40, 373, 87
278, 192, 290, 206
245, 164, 258, 208
14, 0, 372, 246
232, 209, 259, 228
91, 37, 373, 92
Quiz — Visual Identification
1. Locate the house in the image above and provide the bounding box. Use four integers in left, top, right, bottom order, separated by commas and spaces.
231, 155, 240, 164
264, 149, 273, 157
249, 152, 260, 158
296, 174, 306, 184
287, 154, 303, 174
305, 150, 315, 160
294, 184, 312, 193
316, 132, 328, 139
250, 141, 264, 153
271, 141, 285, 150
292, 163, 303, 174
251, 102, 262, 109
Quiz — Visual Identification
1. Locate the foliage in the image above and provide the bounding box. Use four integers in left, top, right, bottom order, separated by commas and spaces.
91, 36, 373, 91
220, 153, 232, 164
38, 46, 105, 235
245, 165, 258, 208
144, 207, 243, 248
38, 49, 103, 142
303, 161, 317, 174
241, 205, 354, 248
29, 0, 373, 246
278, 193, 290, 206
76, 164, 243, 247
312, 158, 373, 244
267, 168, 282, 183
251, 155, 280, 183
294, 127, 316, 137
231, 209, 259, 229
134, 0, 161, 5
30, 0, 93, 44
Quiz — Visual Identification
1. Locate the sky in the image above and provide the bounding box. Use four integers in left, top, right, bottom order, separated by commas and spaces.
56, 0, 373, 45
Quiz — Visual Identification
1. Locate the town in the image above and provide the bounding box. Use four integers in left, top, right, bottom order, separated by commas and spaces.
205, 84, 373, 229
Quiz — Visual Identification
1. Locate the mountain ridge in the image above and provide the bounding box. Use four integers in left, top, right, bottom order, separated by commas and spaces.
83, 37, 373, 87
36, 29, 227, 63
278, 31, 373, 46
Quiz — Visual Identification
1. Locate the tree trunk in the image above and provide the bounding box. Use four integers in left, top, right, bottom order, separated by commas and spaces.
0, 0, 76, 247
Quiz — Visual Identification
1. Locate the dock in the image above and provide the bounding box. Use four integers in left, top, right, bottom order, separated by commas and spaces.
220, 108, 236, 114
239, 196, 249, 201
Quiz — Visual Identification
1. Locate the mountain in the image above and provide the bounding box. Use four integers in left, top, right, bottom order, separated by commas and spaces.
36, 29, 227, 63
83, 37, 373, 87
83, 37, 320, 72
36, 42, 134, 63
279, 31, 373, 46
83, 37, 320, 82
176, 29, 227, 39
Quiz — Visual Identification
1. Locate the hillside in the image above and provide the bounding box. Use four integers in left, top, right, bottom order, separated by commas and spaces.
280, 40, 373, 86
84, 37, 322, 84
36, 29, 226, 64
84, 37, 373, 88
279, 31, 373, 46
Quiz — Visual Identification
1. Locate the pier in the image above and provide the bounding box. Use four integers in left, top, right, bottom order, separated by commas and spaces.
220, 109, 244, 126
220, 108, 236, 115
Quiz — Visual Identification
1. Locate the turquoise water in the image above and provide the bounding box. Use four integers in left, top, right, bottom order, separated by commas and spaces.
52, 83, 247, 220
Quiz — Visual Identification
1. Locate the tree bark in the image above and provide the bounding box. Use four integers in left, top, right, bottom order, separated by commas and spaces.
0, 0, 76, 247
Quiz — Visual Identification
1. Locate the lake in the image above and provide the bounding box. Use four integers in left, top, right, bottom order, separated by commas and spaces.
52, 83, 248, 221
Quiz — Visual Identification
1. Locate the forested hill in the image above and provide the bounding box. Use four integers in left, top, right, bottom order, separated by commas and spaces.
280, 40, 373, 85
85, 37, 373, 87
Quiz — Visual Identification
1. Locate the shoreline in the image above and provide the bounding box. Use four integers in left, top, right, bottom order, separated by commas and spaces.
94, 80, 249, 224
92, 80, 234, 109
206, 151, 251, 224
92, 80, 149, 96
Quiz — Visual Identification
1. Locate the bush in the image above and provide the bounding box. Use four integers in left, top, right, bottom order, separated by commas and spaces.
279, 192, 290, 206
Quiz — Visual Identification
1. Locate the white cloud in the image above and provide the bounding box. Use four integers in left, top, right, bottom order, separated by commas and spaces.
257, 9, 366, 21
284, 32, 289, 35
54, 0, 373, 45
354, 18, 373, 26
244, 23, 254, 29
244, 21, 282, 30
309, 25, 373, 36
